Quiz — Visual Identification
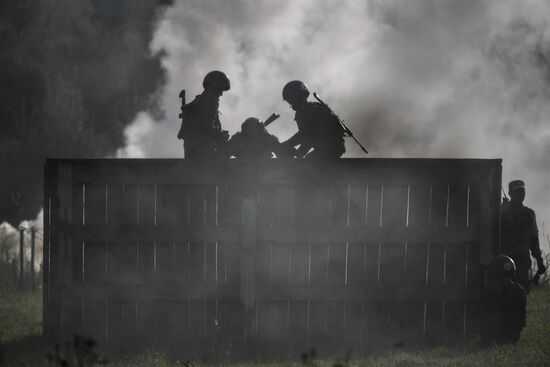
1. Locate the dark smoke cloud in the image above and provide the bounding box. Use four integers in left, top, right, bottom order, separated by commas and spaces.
0, 0, 170, 225
119, 0, 550, 252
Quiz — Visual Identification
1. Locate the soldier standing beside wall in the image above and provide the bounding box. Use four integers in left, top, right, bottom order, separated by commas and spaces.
280, 80, 346, 159
177, 70, 230, 160
501, 180, 547, 292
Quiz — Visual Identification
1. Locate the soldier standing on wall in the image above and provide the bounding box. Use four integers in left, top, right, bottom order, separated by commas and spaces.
280, 80, 346, 159
501, 180, 547, 292
223, 117, 295, 159
177, 70, 230, 160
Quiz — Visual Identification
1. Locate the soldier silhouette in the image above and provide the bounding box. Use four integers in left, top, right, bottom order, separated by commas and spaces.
223, 117, 295, 159
280, 81, 346, 159
501, 180, 546, 292
177, 70, 230, 160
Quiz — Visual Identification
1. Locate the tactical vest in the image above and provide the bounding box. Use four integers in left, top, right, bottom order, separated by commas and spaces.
181, 92, 221, 142
295, 102, 345, 149
500, 202, 536, 255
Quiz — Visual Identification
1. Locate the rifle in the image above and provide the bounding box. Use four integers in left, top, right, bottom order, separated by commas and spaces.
313, 92, 368, 155
263, 113, 280, 127
177, 89, 186, 140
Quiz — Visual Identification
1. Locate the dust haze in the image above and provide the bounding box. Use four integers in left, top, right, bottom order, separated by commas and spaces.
118, 0, 550, 251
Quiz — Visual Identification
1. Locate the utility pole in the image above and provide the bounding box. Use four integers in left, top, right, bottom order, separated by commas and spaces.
30, 227, 36, 291
19, 226, 25, 290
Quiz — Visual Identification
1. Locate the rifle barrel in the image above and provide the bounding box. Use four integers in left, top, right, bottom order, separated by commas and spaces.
352, 136, 368, 154
263, 113, 280, 127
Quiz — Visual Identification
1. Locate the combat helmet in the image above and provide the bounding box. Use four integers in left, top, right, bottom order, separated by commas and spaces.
282, 80, 310, 104
203, 70, 230, 92
241, 117, 265, 135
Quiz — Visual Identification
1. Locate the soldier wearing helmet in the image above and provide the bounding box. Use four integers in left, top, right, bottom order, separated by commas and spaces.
281, 80, 346, 159
480, 255, 526, 345
223, 117, 294, 159
501, 180, 546, 292
179, 70, 230, 160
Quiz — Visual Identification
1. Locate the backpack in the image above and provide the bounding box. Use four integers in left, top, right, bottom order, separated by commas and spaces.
176, 89, 188, 140
311, 93, 346, 137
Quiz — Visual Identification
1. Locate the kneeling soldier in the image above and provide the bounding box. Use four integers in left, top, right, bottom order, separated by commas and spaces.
224, 117, 294, 159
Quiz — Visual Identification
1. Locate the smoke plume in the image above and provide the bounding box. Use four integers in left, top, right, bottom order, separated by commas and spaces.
119, 0, 550, 251
0, 0, 169, 225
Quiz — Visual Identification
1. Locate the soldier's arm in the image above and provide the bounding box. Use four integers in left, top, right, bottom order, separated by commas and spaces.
282, 131, 302, 148
271, 135, 295, 158
528, 210, 546, 273
530, 235, 542, 260
221, 135, 238, 158
270, 135, 283, 158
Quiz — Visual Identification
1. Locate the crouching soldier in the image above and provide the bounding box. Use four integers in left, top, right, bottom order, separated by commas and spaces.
280, 80, 346, 159
223, 117, 295, 159
480, 255, 526, 345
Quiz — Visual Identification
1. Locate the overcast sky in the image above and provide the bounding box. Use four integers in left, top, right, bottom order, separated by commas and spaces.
115, 0, 550, 251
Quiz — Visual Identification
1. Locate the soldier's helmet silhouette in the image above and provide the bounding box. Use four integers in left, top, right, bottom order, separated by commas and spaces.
241, 117, 264, 135
494, 255, 516, 279
203, 70, 230, 92
282, 80, 310, 105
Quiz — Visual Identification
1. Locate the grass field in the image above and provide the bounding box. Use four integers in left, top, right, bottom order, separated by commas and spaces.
1, 287, 549, 366
0, 289, 42, 344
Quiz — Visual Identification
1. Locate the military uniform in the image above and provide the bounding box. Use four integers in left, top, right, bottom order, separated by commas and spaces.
481, 276, 526, 344
224, 131, 284, 159
500, 180, 545, 292
183, 90, 227, 159
479, 255, 526, 345
281, 80, 346, 159
284, 101, 346, 159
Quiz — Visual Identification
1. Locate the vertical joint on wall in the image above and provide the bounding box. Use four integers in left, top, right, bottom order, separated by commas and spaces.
240, 162, 258, 346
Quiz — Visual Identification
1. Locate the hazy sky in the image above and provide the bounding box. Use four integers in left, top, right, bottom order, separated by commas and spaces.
116, 0, 550, 251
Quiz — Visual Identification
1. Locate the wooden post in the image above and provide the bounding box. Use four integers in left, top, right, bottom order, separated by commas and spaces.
30, 227, 36, 291
19, 227, 25, 290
